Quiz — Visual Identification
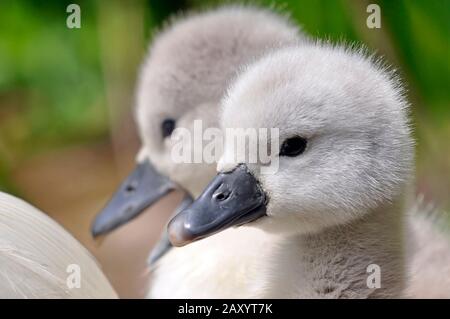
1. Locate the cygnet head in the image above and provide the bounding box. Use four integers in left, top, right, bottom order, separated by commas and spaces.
168, 44, 414, 245
136, 6, 301, 196
92, 6, 302, 237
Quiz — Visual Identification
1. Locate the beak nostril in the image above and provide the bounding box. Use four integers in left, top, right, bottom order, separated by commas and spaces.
125, 185, 136, 193
213, 191, 230, 201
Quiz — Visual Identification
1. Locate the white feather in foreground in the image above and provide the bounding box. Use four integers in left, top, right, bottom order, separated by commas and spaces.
0, 192, 117, 298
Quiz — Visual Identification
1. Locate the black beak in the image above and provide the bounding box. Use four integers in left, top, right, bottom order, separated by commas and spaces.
168, 164, 267, 247
91, 159, 176, 237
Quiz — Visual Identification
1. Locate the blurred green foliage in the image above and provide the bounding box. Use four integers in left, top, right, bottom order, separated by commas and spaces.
380, 0, 449, 119
0, 1, 107, 149
0, 0, 449, 206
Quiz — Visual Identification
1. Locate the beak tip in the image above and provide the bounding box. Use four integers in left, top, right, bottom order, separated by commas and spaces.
90, 216, 113, 238
91, 159, 176, 238
167, 216, 191, 247
90, 224, 104, 238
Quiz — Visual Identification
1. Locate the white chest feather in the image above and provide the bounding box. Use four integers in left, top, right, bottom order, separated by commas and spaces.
148, 227, 278, 298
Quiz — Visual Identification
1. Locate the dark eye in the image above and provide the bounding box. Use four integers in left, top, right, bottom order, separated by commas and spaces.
279, 136, 307, 157
161, 118, 176, 138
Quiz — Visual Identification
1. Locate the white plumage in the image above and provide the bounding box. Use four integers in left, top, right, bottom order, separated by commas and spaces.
0, 192, 117, 298
210, 43, 450, 298
137, 7, 449, 298
1, 6, 448, 299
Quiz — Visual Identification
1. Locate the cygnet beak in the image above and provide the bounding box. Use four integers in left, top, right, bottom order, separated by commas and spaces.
91, 159, 176, 237
168, 164, 267, 247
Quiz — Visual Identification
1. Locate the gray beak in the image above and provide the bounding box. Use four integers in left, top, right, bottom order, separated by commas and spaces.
91, 159, 176, 237
168, 164, 267, 247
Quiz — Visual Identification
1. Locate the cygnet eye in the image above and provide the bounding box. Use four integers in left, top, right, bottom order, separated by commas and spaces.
279, 136, 307, 157
161, 118, 176, 138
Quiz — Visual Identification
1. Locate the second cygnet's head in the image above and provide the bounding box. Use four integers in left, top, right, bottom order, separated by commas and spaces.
136, 6, 302, 196
92, 6, 302, 236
